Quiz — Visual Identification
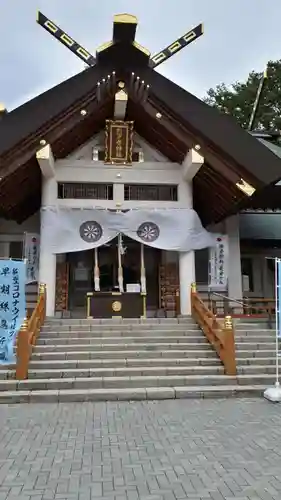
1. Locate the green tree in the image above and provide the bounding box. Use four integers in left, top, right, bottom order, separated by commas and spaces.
204, 60, 281, 130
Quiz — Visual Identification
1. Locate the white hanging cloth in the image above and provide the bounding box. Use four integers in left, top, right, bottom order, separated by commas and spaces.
40, 207, 216, 254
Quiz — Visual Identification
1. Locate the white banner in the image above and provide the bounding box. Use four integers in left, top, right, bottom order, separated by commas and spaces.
208, 235, 229, 290
24, 233, 40, 283
40, 208, 217, 254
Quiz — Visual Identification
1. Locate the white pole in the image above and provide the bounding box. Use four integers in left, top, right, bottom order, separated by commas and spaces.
264, 257, 281, 401
275, 257, 279, 387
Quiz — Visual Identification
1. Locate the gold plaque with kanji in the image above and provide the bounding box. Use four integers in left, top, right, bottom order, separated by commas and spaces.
104, 120, 134, 164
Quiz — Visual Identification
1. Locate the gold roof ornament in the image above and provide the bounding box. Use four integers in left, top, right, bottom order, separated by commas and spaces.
114, 14, 138, 24
236, 178, 256, 197
96, 41, 113, 54
36, 10, 203, 72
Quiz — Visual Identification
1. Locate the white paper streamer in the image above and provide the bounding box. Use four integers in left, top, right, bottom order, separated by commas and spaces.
140, 243, 146, 294
94, 247, 100, 291
117, 234, 124, 293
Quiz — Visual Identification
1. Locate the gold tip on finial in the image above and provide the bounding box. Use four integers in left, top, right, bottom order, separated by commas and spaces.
114, 13, 138, 24
264, 68, 268, 78
224, 315, 233, 330
21, 317, 29, 331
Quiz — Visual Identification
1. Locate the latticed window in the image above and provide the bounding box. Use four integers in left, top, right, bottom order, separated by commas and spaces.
58, 183, 113, 200
124, 184, 178, 201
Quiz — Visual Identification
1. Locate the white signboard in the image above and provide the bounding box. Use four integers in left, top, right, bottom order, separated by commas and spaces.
126, 283, 141, 293
208, 235, 229, 290
24, 233, 40, 283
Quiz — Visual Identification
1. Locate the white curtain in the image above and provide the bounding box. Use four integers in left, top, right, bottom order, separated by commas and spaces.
41, 207, 216, 254
40, 208, 119, 253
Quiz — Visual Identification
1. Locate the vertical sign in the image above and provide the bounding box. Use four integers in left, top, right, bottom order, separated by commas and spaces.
24, 233, 40, 283
208, 235, 229, 290
104, 120, 134, 164
0, 260, 26, 364
277, 259, 281, 339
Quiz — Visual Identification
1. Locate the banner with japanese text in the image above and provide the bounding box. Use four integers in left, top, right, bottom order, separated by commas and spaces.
0, 260, 26, 364
208, 235, 229, 291
24, 233, 40, 283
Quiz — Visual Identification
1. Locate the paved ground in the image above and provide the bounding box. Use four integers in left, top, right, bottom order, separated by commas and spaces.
0, 399, 281, 500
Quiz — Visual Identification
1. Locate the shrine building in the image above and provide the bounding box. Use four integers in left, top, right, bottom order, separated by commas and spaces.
1, 13, 281, 319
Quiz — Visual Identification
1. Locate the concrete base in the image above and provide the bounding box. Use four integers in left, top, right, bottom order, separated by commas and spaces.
264, 382, 281, 403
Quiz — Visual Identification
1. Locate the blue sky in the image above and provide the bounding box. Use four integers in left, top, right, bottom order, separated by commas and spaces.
1, 0, 281, 110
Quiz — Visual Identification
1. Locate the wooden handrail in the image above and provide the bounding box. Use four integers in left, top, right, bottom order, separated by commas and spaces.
204, 296, 275, 320
191, 283, 236, 376
16, 283, 46, 380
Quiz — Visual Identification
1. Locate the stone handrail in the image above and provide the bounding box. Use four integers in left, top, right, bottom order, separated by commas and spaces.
16, 284, 46, 380
190, 283, 236, 376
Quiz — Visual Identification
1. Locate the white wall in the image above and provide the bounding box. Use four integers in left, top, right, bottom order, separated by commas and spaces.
66, 132, 169, 163
53, 135, 193, 209
54, 161, 192, 209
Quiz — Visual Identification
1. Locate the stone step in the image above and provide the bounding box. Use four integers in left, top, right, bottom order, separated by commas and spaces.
28, 357, 221, 370
45, 317, 195, 325
14, 363, 281, 381
0, 385, 267, 403
237, 365, 277, 375
33, 342, 211, 353
39, 330, 201, 338
235, 326, 274, 332
40, 326, 199, 334
31, 349, 217, 361
237, 374, 277, 385
0, 374, 240, 392
237, 357, 276, 366
37, 335, 207, 345
236, 350, 276, 358
235, 342, 275, 350
38, 332, 276, 341
25, 365, 226, 379
235, 336, 275, 343
33, 342, 275, 355
44, 318, 197, 328
235, 329, 276, 338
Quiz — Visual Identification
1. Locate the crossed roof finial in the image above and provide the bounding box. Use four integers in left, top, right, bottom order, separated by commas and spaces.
36, 11, 203, 69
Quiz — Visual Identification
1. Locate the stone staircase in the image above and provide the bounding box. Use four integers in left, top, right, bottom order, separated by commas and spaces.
0, 318, 276, 403
235, 320, 277, 385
